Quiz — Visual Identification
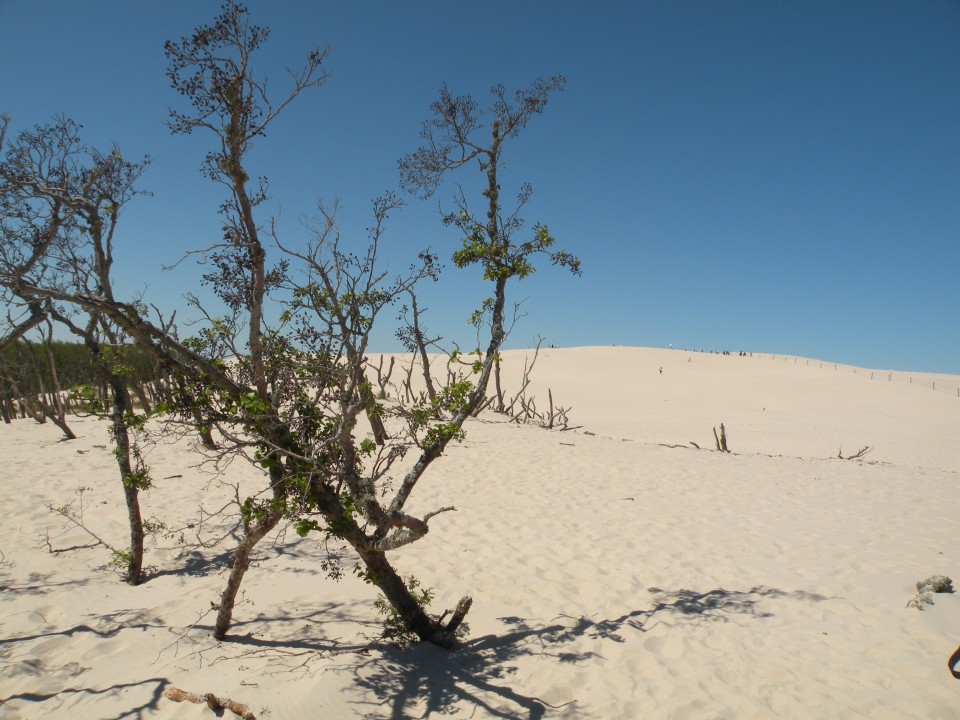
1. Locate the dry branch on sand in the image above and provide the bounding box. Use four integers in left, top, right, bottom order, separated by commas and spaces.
837, 445, 872, 461
713, 423, 729, 452
687, 423, 730, 452
163, 687, 255, 719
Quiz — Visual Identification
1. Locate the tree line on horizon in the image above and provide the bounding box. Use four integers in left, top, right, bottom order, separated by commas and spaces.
0, 338, 162, 422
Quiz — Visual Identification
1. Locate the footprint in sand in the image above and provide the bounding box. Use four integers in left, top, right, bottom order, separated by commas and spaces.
31, 636, 75, 658
81, 639, 125, 662
25, 609, 51, 624
9, 657, 44, 678
643, 632, 686, 659
55, 661, 86, 679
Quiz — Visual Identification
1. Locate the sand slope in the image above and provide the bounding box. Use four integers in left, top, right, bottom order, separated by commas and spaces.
1, 347, 958, 719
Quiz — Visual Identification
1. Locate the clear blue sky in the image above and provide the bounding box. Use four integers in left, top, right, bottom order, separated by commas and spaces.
2, 1, 958, 373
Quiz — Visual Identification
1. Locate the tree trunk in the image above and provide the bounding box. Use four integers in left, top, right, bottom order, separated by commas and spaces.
110, 383, 144, 585
359, 385, 389, 445
40, 322, 76, 439
214, 535, 254, 640
122, 484, 144, 585
129, 379, 152, 414
357, 547, 467, 649
213, 511, 282, 640
192, 404, 217, 449
213, 446, 289, 640
45, 406, 77, 440
409, 292, 437, 404
197, 423, 217, 450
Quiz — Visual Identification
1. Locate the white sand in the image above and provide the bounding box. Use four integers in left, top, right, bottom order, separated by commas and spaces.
1, 346, 958, 718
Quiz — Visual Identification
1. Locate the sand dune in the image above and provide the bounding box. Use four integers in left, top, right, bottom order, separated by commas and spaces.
1, 347, 958, 718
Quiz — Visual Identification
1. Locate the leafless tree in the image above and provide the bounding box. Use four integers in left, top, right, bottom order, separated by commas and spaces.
396, 289, 440, 405
0, 114, 153, 584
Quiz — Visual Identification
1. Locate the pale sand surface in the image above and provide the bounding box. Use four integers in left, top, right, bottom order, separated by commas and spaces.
1, 346, 958, 718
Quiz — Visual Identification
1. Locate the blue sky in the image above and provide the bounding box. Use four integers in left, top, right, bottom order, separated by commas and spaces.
1, 1, 958, 373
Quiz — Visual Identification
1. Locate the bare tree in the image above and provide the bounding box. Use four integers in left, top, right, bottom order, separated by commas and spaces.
0, 3, 578, 648
0, 318, 78, 437
33, 317, 76, 437
396, 289, 442, 405
0, 115, 154, 584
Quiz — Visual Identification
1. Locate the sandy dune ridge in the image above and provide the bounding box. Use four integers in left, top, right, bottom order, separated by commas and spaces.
1, 347, 958, 718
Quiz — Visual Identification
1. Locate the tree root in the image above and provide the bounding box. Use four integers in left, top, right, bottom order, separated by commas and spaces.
163, 686, 256, 719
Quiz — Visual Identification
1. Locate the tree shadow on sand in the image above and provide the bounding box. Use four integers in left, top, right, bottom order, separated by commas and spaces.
0, 568, 92, 596
153, 601, 386, 674
0, 676, 170, 720
346, 585, 833, 719
203, 601, 382, 654
348, 626, 580, 720
564, 586, 833, 643
0, 607, 168, 647
146, 547, 234, 580
147, 533, 327, 581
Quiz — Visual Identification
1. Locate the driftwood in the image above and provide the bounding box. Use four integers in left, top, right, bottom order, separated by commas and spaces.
502, 341, 542, 415
837, 445, 871, 461
504, 390, 575, 429
496, 346, 576, 430
163, 687, 256, 719
712, 423, 729, 452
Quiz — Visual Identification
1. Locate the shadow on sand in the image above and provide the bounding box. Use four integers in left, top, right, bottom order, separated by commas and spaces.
145, 547, 234, 580
0, 585, 832, 719
560, 585, 833, 643
0, 607, 167, 647
0, 677, 170, 720
0, 568, 92, 596
200, 600, 383, 655
343, 585, 832, 719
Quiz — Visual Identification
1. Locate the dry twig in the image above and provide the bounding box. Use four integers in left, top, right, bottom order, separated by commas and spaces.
837, 445, 871, 461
